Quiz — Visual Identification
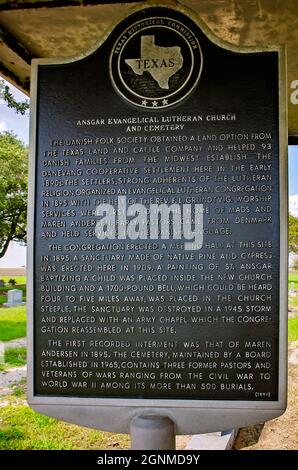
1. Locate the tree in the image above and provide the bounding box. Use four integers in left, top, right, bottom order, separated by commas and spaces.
289, 213, 298, 253
0, 131, 28, 258
0, 79, 29, 115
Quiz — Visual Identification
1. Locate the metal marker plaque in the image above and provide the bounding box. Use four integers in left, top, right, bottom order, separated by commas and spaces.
28, 4, 287, 433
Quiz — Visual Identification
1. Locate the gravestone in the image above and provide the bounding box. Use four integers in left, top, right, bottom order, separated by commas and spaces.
28, 3, 287, 437
289, 282, 296, 297
4, 289, 25, 307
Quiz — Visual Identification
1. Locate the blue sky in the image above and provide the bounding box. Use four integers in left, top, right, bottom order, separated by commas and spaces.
0, 84, 29, 145
0, 79, 298, 267
288, 146, 298, 219
289, 146, 298, 195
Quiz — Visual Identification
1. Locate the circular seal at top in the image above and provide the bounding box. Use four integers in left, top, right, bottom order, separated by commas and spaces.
110, 16, 203, 109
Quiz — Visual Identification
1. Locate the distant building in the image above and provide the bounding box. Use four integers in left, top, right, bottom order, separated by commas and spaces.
0, 267, 26, 277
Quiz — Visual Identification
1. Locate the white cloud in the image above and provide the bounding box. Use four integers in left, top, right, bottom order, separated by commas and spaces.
0, 120, 7, 133
289, 194, 298, 218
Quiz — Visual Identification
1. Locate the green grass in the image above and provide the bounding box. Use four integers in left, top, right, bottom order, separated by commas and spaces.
5, 347, 26, 366
0, 347, 27, 371
0, 394, 129, 450
0, 285, 26, 293
0, 276, 26, 285
0, 306, 26, 341
11, 387, 25, 397
288, 317, 298, 342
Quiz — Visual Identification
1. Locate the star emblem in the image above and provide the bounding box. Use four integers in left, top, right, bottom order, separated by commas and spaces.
152, 101, 158, 107
162, 99, 168, 105
141, 99, 148, 106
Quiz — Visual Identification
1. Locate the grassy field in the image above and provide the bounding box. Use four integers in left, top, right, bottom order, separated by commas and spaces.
288, 272, 298, 288
0, 392, 129, 450
0, 276, 26, 285
287, 271, 298, 340
288, 272, 298, 307
288, 317, 298, 342
0, 306, 26, 341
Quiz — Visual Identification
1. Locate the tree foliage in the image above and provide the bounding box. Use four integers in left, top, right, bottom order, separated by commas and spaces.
0, 131, 28, 258
289, 213, 298, 253
0, 79, 29, 115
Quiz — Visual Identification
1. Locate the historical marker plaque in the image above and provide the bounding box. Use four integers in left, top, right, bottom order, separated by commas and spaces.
28, 4, 287, 433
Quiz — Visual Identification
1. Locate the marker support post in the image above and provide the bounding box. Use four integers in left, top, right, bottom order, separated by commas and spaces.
130, 415, 176, 450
